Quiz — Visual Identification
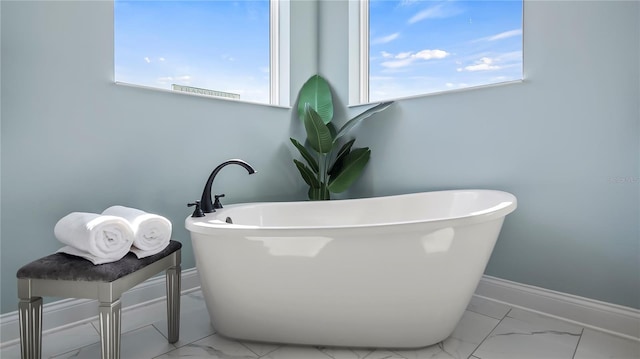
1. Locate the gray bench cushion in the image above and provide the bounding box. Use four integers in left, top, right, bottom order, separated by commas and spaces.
17, 240, 182, 282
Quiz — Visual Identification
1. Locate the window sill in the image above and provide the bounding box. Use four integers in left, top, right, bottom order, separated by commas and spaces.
114, 82, 291, 110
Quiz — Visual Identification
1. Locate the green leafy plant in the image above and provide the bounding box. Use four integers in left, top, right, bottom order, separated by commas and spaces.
290, 75, 393, 200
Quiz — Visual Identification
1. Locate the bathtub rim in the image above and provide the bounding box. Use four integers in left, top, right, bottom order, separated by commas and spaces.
185, 189, 517, 233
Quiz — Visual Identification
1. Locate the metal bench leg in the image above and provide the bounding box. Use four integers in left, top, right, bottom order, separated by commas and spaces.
99, 299, 122, 359
18, 296, 42, 359
166, 264, 181, 343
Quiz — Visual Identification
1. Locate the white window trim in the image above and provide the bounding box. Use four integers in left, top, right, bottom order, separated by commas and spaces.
115, 0, 289, 108
348, 0, 369, 105
269, 0, 292, 106
271, 0, 291, 106
349, 0, 524, 106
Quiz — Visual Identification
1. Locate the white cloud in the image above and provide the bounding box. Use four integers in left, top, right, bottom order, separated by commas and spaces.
408, 3, 463, 24
145, 56, 168, 64
465, 63, 499, 71
382, 58, 415, 69
156, 75, 191, 84
414, 49, 449, 60
476, 29, 522, 42
457, 57, 500, 72
381, 49, 450, 69
381, 51, 394, 59
372, 32, 400, 45
400, 0, 420, 6
408, 4, 445, 23
487, 29, 522, 41
445, 82, 470, 89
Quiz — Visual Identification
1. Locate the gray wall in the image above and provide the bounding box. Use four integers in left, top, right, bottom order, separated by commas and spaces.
1, 0, 638, 314
0, 0, 316, 313
319, 0, 639, 309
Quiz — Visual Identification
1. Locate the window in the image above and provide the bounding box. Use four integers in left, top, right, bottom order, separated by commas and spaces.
351, 0, 523, 104
115, 0, 285, 105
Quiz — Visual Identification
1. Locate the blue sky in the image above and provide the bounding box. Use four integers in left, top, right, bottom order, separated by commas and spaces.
369, 0, 523, 101
115, 0, 522, 104
115, 0, 270, 103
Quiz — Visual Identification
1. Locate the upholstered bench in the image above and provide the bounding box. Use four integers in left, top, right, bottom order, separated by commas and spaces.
16, 240, 182, 359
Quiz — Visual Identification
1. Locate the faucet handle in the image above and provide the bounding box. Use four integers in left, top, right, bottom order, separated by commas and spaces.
187, 201, 205, 217
213, 194, 226, 209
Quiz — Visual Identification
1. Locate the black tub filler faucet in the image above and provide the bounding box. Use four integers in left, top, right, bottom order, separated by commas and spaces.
188, 159, 256, 217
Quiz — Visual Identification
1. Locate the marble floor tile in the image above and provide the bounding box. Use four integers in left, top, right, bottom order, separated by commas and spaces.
573, 328, 640, 359
261, 345, 336, 359
6, 288, 640, 359
350, 348, 376, 358
183, 289, 206, 302
241, 340, 281, 356
152, 292, 216, 346
91, 290, 208, 337
154, 333, 266, 358
472, 308, 583, 359
51, 325, 175, 359
466, 296, 511, 320
91, 298, 168, 334
393, 310, 499, 359
318, 346, 374, 359
507, 308, 584, 334
360, 349, 408, 359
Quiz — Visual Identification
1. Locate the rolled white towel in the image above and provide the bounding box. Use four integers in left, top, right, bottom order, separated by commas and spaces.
102, 206, 172, 258
55, 212, 135, 265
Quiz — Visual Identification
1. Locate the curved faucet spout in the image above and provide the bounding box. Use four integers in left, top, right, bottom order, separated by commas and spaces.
200, 159, 256, 213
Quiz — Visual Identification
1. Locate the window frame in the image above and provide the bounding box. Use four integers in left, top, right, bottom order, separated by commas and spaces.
271, 0, 291, 106
349, 0, 524, 106
114, 0, 289, 107
348, 0, 369, 105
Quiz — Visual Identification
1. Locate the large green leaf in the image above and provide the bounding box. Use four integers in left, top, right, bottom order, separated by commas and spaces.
294, 160, 320, 188
290, 138, 319, 173
328, 147, 371, 193
334, 101, 394, 143
297, 75, 333, 125
304, 104, 334, 154
328, 138, 355, 176
327, 122, 338, 139
308, 186, 330, 201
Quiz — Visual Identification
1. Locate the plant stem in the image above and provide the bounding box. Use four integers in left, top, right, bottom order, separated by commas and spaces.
323, 154, 329, 198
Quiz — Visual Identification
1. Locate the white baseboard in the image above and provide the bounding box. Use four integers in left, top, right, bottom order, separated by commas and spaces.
2, 271, 638, 347
475, 275, 640, 341
0, 267, 200, 348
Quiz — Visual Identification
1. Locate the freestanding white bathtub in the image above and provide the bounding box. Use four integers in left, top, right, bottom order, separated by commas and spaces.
185, 189, 517, 348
